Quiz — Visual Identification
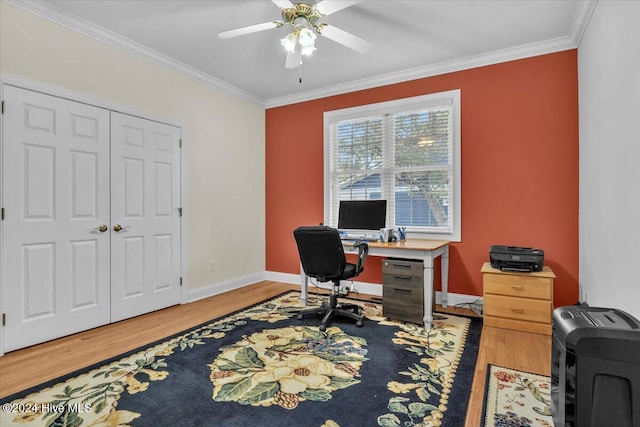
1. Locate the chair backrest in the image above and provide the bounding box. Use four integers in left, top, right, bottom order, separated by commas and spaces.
293, 226, 346, 282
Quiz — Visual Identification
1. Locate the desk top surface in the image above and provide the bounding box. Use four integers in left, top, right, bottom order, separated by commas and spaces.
344, 239, 449, 251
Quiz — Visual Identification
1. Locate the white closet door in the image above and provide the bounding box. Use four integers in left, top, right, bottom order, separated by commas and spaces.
110, 112, 181, 322
1, 85, 111, 352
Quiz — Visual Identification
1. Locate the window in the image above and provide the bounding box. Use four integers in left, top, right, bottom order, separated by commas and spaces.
324, 90, 461, 241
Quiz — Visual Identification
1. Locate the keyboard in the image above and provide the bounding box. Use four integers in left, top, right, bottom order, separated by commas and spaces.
341, 236, 379, 242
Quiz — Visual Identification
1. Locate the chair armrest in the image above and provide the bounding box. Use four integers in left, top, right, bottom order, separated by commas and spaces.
352, 241, 369, 275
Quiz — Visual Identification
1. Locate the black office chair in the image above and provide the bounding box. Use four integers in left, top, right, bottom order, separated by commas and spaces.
293, 226, 369, 331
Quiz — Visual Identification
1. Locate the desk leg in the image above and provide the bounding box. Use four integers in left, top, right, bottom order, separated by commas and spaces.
300, 262, 308, 306
441, 246, 449, 308
423, 255, 434, 329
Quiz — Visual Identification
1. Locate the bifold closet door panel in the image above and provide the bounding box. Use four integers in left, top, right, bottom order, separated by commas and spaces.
1, 85, 111, 352
109, 112, 181, 322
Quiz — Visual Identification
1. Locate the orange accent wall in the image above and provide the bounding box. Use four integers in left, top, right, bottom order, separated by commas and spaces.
266, 50, 579, 307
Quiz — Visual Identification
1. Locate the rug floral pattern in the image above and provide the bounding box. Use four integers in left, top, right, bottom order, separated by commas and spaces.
209, 325, 367, 409
483, 365, 553, 427
1, 292, 474, 427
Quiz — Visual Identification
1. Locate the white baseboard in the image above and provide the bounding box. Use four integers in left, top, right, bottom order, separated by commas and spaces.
437, 292, 483, 308
186, 272, 266, 303
263, 270, 481, 308
187, 270, 482, 310
263, 271, 300, 285
264, 271, 384, 297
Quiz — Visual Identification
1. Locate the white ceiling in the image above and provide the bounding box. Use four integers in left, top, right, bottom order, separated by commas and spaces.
11, 0, 595, 107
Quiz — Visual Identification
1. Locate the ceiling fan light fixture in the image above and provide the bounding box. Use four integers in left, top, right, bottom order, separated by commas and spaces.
280, 31, 298, 53
298, 27, 317, 55
281, 26, 317, 56
300, 45, 316, 56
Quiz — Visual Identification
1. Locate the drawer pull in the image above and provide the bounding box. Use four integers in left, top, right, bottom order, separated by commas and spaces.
393, 275, 412, 281
511, 308, 525, 314
390, 263, 412, 269
511, 285, 525, 291
392, 287, 412, 292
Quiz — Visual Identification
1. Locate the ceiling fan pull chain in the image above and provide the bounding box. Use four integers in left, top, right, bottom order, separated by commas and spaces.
299, 60, 303, 84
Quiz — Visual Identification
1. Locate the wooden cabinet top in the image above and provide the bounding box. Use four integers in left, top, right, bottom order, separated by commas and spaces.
481, 262, 556, 279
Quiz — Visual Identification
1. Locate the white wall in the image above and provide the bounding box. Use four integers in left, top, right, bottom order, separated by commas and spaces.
578, 0, 640, 319
0, 2, 265, 293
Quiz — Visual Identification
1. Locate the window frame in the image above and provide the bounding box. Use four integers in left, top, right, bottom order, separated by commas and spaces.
323, 89, 461, 242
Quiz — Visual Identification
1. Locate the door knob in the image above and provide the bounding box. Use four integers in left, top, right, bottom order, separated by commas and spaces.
98, 224, 108, 233
113, 224, 122, 232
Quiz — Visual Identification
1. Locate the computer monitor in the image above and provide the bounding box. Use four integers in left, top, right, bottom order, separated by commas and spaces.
337, 200, 387, 232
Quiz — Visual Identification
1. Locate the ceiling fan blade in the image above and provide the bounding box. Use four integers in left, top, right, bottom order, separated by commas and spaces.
315, 0, 361, 16
272, 0, 295, 9
319, 25, 372, 54
218, 21, 280, 39
285, 46, 302, 69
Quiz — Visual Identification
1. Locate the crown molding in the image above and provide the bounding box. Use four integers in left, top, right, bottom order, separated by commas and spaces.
4, 0, 596, 109
3, 0, 266, 106
568, 0, 598, 47
265, 35, 578, 108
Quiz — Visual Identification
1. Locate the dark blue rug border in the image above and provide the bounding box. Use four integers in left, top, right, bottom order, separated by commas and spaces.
442, 314, 482, 427
480, 363, 493, 427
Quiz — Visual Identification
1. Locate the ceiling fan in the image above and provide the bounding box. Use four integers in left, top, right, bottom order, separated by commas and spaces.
218, 0, 372, 69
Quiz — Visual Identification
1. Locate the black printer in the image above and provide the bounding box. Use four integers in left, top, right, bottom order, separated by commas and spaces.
489, 245, 544, 272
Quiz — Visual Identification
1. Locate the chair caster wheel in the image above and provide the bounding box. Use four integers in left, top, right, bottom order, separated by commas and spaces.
319, 324, 327, 332
356, 320, 364, 327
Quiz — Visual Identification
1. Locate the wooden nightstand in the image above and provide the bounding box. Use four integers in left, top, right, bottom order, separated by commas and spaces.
481, 262, 556, 335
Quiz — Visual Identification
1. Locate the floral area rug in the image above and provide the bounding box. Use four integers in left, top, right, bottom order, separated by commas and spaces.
1, 291, 480, 427
482, 364, 554, 427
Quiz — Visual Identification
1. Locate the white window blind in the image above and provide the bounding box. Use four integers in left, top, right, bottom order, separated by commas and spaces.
324, 90, 461, 241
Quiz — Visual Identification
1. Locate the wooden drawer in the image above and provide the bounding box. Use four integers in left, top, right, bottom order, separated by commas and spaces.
383, 258, 424, 277
483, 273, 552, 300
383, 274, 423, 324
483, 316, 551, 335
483, 294, 552, 324
383, 275, 423, 301
383, 300, 423, 324
383, 293, 423, 324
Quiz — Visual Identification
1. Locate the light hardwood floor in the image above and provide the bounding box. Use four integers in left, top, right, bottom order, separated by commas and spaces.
0, 281, 551, 426
464, 321, 551, 426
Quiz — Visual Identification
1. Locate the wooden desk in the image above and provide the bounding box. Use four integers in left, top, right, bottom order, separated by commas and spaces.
299, 239, 450, 329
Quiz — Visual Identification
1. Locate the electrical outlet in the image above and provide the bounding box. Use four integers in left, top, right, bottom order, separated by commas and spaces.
208, 259, 216, 272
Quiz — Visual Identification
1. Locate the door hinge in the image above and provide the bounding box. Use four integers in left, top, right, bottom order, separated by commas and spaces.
179, 139, 182, 148
179, 277, 183, 287
1, 207, 4, 221
1, 100, 4, 114
2, 313, 5, 327
178, 207, 182, 217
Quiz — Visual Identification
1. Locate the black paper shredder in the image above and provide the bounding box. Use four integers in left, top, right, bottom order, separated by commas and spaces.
551, 306, 640, 427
